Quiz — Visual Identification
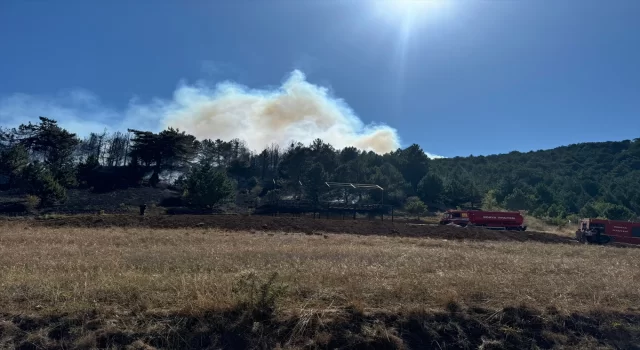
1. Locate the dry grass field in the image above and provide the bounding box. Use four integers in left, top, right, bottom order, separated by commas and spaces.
1, 221, 639, 349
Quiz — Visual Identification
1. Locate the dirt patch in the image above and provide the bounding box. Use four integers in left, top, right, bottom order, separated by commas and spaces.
0, 305, 638, 349
27, 214, 577, 244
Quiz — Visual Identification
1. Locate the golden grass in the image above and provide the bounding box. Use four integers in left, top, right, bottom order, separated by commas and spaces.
523, 214, 577, 237
0, 222, 639, 315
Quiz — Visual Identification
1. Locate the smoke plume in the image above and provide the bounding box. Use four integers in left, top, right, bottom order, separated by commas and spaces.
161, 70, 401, 153
0, 70, 406, 155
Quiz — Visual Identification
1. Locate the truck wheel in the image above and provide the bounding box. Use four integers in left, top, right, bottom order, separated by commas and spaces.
597, 235, 612, 245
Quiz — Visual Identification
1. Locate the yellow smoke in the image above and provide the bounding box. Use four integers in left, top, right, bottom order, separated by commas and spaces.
162, 70, 400, 154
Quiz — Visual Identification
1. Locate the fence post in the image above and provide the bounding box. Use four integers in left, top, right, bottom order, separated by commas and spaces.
353, 204, 356, 220
391, 206, 394, 222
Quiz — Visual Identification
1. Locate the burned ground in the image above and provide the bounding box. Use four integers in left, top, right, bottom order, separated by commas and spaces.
26, 213, 577, 244
1, 305, 639, 349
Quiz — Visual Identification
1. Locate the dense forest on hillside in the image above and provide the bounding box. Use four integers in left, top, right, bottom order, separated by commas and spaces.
432, 141, 640, 221
0, 117, 638, 221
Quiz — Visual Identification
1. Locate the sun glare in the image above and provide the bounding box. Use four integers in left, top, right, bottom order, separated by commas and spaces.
375, 0, 450, 22
384, 0, 447, 17
368, 0, 456, 113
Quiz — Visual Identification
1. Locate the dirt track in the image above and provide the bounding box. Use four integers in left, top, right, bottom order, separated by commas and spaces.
26, 214, 577, 244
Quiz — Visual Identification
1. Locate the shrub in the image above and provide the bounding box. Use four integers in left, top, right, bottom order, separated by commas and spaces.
481, 190, 500, 211
231, 271, 287, 316
183, 163, 234, 208
405, 196, 427, 219
25, 195, 40, 211
22, 162, 67, 207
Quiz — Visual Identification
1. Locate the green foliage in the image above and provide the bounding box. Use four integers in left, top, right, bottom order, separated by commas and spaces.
444, 175, 477, 206
546, 203, 566, 219
22, 162, 67, 207
303, 162, 327, 205
432, 138, 640, 220
24, 195, 40, 211
1, 116, 638, 223
0, 144, 29, 187
481, 190, 499, 210
387, 144, 430, 194
368, 163, 407, 205
15, 117, 79, 187
129, 127, 199, 176
405, 196, 427, 218
231, 271, 287, 312
579, 202, 599, 218
603, 204, 635, 221
183, 163, 235, 208
76, 154, 100, 187
503, 188, 535, 211
417, 173, 444, 204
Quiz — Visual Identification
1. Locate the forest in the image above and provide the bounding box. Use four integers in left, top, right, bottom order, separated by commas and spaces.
0, 117, 638, 221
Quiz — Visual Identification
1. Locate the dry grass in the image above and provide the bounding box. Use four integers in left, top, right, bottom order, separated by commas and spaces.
523, 214, 577, 236
1, 222, 639, 316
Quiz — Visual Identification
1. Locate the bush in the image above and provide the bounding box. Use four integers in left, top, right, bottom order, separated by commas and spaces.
38, 177, 66, 207
183, 163, 235, 208
405, 196, 427, 219
25, 195, 40, 211
231, 271, 287, 316
546, 203, 566, 219
603, 204, 635, 221
23, 163, 67, 207
579, 202, 599, 218
481, 190, 499, 211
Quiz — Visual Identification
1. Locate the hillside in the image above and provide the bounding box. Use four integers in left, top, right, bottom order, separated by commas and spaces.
431, 139, 640, 220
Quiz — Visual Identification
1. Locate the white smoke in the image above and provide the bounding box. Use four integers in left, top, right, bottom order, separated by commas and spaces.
159, 70, 401, 153
0, 70, 441, 156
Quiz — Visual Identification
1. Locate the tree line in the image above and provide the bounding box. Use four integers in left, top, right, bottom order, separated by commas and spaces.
0, 117, 638, 221
431, 140, 640, 222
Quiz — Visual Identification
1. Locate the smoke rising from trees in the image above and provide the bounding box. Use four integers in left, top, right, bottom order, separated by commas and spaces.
1, 70, 411, 155
160, 70, 400, 154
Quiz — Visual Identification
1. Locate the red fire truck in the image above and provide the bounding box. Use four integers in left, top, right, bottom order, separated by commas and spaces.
439, 210, 527, 231
575, 218, 640, 245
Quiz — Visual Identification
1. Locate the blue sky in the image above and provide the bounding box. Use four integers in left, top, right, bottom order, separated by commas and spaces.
1, 0, 638, 158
